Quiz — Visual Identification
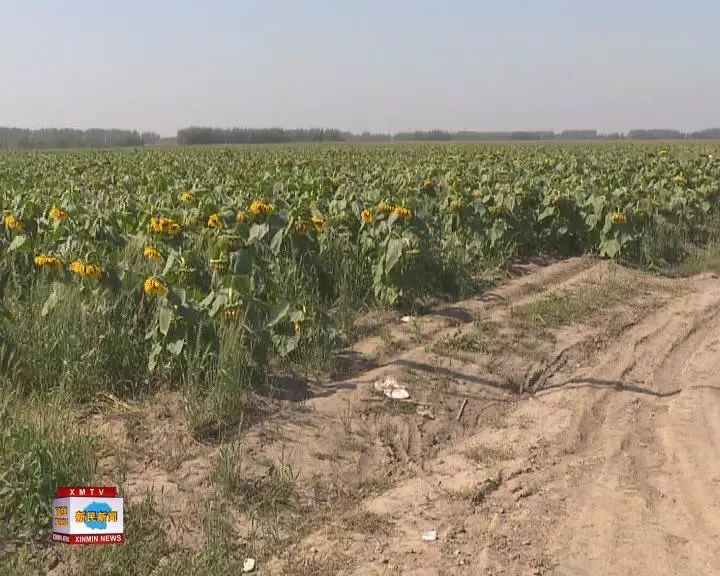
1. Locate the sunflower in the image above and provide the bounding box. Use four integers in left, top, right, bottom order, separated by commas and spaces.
249, 200, 274, 216
69, 260, 85, 275
311, 213, 325, 232
69, 260, 103, 279
150, 217, 181, 236
34, 255, 62, 271
393, 206, 412, 220
611, 211, 627, 225
143, 277, 168, 298
49, 206, 69, 222
180, 191, 195, 204
360, 208, 374, 224
377, 201, 394, 214
4, 213, 23, 231
236, 210, 247, 223
144, 246, 163, 261
294, 320, 302, 335
208, 213, 223, 230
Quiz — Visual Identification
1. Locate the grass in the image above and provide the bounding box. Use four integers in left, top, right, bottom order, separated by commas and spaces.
676, 245, 720, 276
336, 509, 392, 537
510, 274, 639, 334
69, 494, 248, 576
432, 315, 499, 357
0, 393, 97, 539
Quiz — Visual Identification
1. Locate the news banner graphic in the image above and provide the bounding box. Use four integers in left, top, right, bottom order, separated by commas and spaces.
52, 487, 124, 545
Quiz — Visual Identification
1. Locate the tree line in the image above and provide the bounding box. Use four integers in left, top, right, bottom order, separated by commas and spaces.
2, 126, 720, 149
0, 128, 160, 149
176, 127, 344, 145
177, 127, 720, 144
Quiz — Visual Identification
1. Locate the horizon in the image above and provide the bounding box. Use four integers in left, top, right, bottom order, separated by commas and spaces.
2, 0, 719, 136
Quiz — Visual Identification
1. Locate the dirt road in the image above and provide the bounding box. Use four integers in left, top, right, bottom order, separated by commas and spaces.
88, 258, 720, 575
290, 260, 720, 575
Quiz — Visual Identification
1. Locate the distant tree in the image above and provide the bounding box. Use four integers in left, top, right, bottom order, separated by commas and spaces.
689, 128, 720, 139
628, 129, 686, 140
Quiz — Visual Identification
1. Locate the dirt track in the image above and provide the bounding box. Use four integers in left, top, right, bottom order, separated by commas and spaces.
88, 258, 720, 575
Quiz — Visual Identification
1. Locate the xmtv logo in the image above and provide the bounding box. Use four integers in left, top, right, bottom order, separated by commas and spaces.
68, 488, 106, 496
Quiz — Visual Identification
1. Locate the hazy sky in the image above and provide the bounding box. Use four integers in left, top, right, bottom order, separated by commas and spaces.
1, 0, 718, 136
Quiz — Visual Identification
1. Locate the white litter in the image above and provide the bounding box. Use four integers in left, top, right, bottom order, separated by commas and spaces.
242, 558, 256, 573
401, 315, 413, 323
374, 375, 410, 400
385, 387, 410, 400
374, 375, 398, 393
422, 529, 438, 542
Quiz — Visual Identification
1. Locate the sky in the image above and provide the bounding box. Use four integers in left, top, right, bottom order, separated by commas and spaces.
1, 0, 718, 136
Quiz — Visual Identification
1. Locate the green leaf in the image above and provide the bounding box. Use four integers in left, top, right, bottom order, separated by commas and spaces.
248, 223, 269, 244
166, 338, 184, 356
209, 293, 228, 318
162, 250, 177, 276
169, 287, 186, 307
270, 229, 284, 255
229, 250, 252, 275
385, 238, 404, 273
8, 235, 27, 251
267, 301, 290, 328
148, 342, 162, 373
600, 238, 621, 258
159, 307, 173, 336
41, 288, 59, 317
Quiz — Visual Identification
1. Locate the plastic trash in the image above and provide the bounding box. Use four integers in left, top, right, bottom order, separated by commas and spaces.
374, 375, 410, 400
422, 529, 438, 542
242, 558, 256, 573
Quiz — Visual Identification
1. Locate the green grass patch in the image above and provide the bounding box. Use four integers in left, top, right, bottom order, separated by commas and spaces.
0, 394, 97, 539
511, 275, 638, 334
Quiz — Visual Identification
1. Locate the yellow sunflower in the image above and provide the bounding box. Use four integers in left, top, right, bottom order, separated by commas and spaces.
143, 277, 168, 298
393, 206, 412, 220
611, 211, 627, 225
34, 255, 62, 271
144, 246, 163, 261
311, 214, 325, 232
4, 213, 23, 231
49, 206, 69, 222
208, 213, 223, 230
249, 200, 274, 216
360, 208, 374, 224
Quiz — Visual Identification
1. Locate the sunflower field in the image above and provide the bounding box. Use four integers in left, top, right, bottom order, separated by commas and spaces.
1, 143, 719, 422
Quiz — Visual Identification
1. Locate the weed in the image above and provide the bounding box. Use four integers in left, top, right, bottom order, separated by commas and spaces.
0, 394, 96, 538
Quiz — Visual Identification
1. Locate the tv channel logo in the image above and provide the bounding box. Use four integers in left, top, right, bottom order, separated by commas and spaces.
52, 486, 124, 545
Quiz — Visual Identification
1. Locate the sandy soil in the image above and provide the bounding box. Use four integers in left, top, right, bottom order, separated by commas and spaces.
83, 257, 720, 575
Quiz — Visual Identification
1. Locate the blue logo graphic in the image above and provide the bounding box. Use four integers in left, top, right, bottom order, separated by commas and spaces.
83, 502, 112, 530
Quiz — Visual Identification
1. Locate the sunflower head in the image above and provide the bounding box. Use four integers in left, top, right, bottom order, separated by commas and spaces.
49, 206, 69, 222
360, 208, 374, 224
208, 213, 223, 230
249, 200, 274, 216
378, 201, 394, 215
393, 206, 412, 220
144, 246, 163, 261
34, 255, 62, 271
180, 191, 195, 204
4, 213, 23, 231
311, 213, 325, 232
143, 277, 168, 298
611, 211, 627, 225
